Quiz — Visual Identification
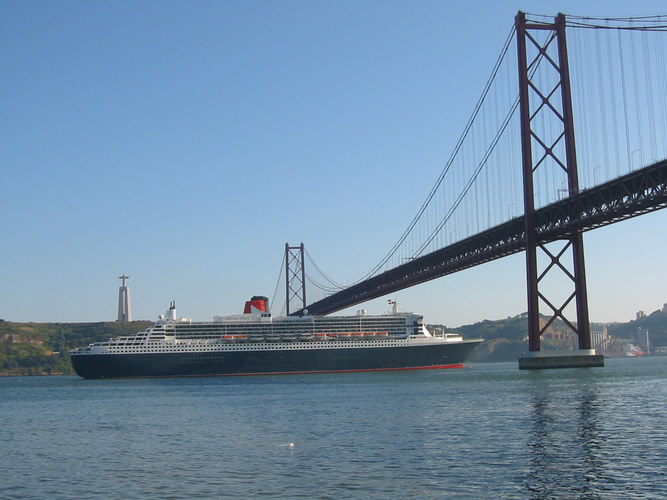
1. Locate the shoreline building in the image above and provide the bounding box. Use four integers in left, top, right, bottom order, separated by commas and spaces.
117, 275, 131, 322
590, 324, 609, 354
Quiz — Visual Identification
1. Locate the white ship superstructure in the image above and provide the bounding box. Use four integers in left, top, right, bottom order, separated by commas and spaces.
70, 296, 482, 378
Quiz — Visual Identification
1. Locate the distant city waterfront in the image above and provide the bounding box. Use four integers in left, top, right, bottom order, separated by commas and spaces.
1, 357, 665, 498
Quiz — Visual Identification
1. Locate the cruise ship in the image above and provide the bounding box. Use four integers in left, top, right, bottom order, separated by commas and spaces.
69, 297, 482, 379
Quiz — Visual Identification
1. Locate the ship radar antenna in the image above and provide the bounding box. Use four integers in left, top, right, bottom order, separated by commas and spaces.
388, 298, 399, 314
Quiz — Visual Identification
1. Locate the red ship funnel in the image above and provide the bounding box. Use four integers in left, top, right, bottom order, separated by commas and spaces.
244, 296, 269, 314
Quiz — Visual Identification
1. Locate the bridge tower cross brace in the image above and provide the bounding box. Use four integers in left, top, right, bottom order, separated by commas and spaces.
285, 243, 307, 316
516, 12, 591, 352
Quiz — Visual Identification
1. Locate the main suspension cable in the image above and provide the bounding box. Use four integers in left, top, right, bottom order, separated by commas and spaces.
356, 23, 518, 282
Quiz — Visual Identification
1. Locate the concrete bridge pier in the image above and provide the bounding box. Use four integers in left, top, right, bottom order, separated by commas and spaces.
519, 349, 604, 370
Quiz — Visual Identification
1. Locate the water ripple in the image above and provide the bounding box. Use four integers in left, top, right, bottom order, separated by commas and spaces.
1, 358, 666, 498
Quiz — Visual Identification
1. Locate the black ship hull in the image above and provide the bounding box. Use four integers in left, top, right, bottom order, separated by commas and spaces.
70, 341, 481, 379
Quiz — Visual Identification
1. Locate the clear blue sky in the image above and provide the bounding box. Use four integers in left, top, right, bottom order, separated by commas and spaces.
2, 0, 665, 326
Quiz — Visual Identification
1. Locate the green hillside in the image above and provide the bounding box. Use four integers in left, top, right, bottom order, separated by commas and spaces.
0, 320, 152, 376
607, 308, 667, 340
429, 314, 575, 362
430, 308, 667, 362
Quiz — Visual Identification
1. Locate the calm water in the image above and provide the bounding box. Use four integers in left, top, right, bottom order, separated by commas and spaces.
1, 357, 666, 499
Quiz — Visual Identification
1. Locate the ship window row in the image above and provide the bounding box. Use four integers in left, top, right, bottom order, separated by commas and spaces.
106, 340, 406, 353
143, 318, 411, 338
101, 334, 408, 349
159, 317, 410, 329
149, 326, 405, 336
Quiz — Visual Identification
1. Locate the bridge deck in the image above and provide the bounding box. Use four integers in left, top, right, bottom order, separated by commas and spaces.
294, 158, 666, 316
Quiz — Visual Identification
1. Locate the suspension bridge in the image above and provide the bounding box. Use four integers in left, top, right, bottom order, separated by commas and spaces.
280, 12, 667, 368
